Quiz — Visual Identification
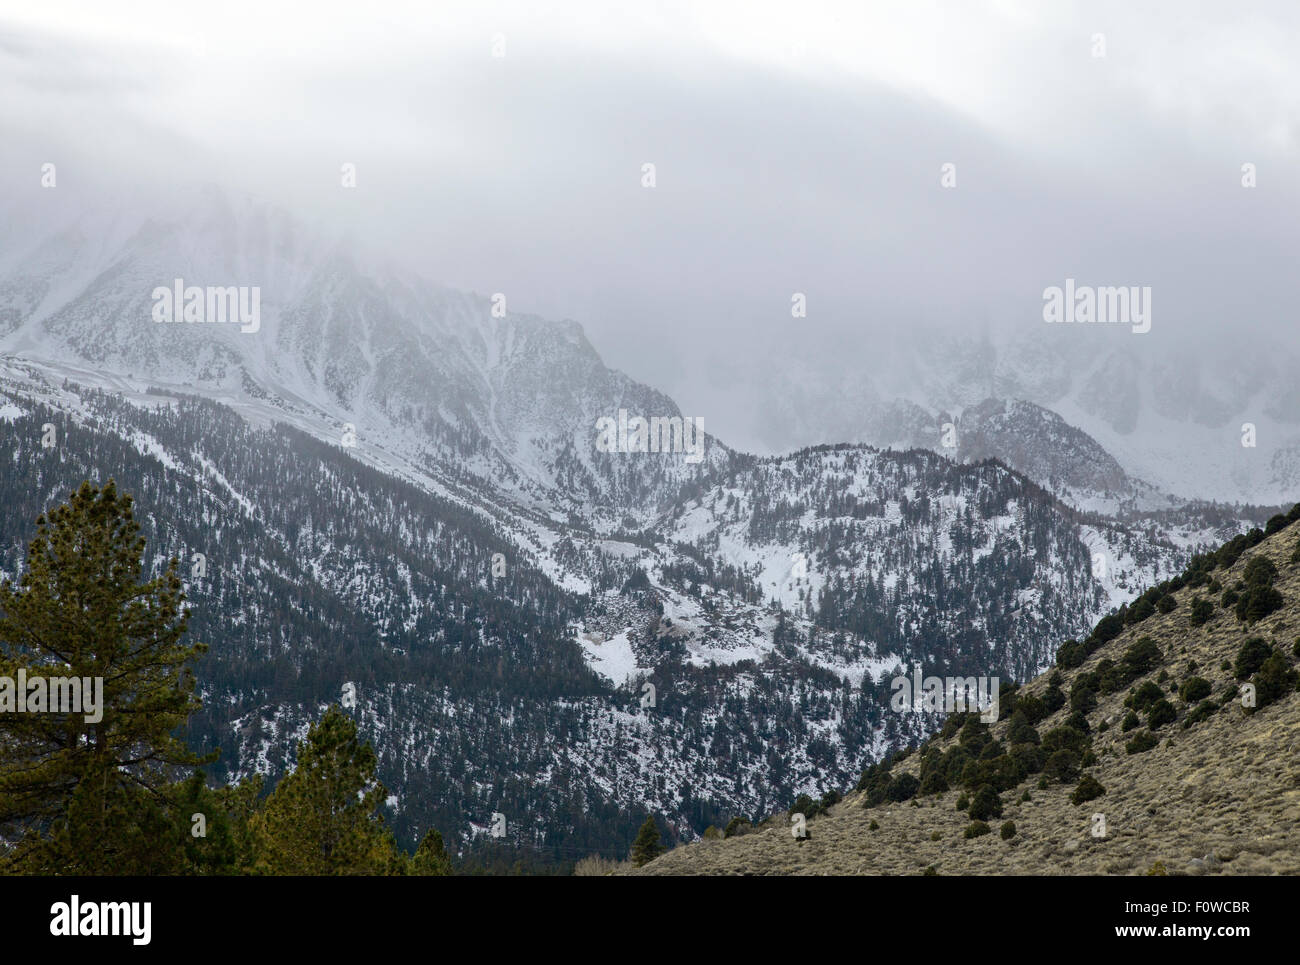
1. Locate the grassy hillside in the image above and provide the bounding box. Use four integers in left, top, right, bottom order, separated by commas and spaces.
632, 508, 1300, 875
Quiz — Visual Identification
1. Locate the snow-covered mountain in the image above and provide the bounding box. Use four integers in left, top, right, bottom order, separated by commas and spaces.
730, 326, 1300, 506
0, 186, 722, 526
0, 366, 1210, 862
0, 187, 1274, 865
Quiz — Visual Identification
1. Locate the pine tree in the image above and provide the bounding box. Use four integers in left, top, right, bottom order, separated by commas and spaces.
250, 705, 403, 874
411, 828, 454, 876
630, 816, 662, 867
173, 770, 266, 875
0, 480, 210, 872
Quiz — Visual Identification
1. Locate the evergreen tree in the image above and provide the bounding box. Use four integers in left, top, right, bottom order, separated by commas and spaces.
630, 816, 663, 867
411, 828, 454, 876
250, 705, 403, 875
0, 480, 210, 872
173, 770, 266, 875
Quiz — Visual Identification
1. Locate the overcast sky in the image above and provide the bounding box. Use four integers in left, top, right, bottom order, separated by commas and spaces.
2, 0, 1297, 448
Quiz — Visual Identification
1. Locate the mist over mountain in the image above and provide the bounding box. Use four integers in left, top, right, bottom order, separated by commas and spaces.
0, 1, 1296, 883
3, 1, 1297, 512
717, 327, 1300, 505
0, 181, 1274, 865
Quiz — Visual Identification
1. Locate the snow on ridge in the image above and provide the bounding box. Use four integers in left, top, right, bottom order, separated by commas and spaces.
578, 628, 647, 687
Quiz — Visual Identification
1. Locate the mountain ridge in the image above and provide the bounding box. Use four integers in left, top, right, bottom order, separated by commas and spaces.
0, 187, 1285, 867
631, 508, 1300, 874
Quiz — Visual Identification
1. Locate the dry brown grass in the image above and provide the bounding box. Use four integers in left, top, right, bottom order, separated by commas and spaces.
573, 854, 634, 876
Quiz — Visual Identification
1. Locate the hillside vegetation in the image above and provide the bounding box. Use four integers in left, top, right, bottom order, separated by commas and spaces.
633, 507, 1300, 875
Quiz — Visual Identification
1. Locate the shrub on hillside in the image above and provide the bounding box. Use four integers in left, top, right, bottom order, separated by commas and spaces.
977, 740, 1004, 761
1042, 673, 1067, 715
1043, 749, 1081, 783
943, 746, 973, 783
958, 716, 991, 754
960, 756, 1020, 794
1232, 556, 1283, 623
1000, 821, 1016, 840
1015, 694, 1047, 725
857, 761, 892, 806
724, 816, 752, 837
939, 714, 966, 740
1040, 726, 1088, 756
1234, 637, 1273, 680
1097, 658, 1126, 694
1006, 710, 1040, 745
1123, 637, 1163, 676
1249, 651, 1299, 713
968, 784, 1003, 821
1070, 682, 1098, 714
997, 681, 1019, 721
963, 821, 991, 839
790, 795, 817, 819
885, 773, 920, 803
919, 770, 949, 796
1091, 614, 1126, 646
1243, 555, 1278, 587
1147, 698, 1177, 729
1181, 700, 1217, 728
1056, 639, 1086, 669
1126, 730, 1159, 755
1189, 596, 1214, 626
1064, 711, 1092, 735
1237, 585, 1283, 624
1127, 680, 1165, 712
1126, 597, 1156, 625
1070, 773, 1106, 805
1179, 676, 1212, 703
1009, 744, 1043, 775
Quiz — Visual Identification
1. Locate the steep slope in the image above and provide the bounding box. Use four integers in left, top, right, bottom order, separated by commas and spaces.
634, 508, 1300, 874
0, 188, 1278, 867
660, 444, 1185, 680
0, 188, 721, 525
0, 363, 1221, 865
